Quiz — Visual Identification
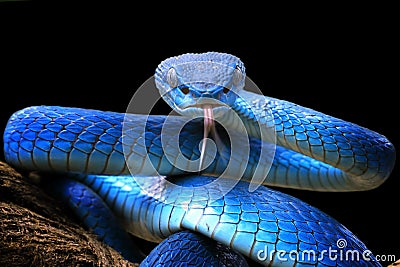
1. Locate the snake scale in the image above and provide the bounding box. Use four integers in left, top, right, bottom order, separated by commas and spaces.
3, 52, 395, 266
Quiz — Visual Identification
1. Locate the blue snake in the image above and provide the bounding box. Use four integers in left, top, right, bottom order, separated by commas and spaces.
3, 52, 395, 266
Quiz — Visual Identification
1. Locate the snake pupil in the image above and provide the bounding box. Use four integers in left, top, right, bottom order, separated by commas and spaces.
223, 87, 230, 94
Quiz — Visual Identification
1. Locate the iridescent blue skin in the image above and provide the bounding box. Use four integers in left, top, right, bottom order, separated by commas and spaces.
3, 52, 395, 266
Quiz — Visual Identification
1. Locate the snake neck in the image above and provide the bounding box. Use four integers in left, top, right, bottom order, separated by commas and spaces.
217, 90, 276, 144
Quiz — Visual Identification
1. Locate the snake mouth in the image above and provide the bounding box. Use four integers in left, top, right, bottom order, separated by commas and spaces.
184, 103, 226, 109
178, 101, 229, 119
182, 96, 229, 110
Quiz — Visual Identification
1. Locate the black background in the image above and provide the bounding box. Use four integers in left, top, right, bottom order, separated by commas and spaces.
1, 2, 398, 265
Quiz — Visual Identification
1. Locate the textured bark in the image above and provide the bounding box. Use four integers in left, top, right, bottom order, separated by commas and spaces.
388, 259, 400, 267
0, 162, 138, 267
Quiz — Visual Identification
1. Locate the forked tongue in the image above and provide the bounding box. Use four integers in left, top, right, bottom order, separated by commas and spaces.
199, 105, 224, 171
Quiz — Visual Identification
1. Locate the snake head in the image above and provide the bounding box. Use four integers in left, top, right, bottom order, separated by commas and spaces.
155, 52, 246, 119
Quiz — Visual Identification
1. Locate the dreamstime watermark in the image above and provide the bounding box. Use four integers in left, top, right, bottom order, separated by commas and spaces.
121, 60, 276, 205
256, 238, 396, 264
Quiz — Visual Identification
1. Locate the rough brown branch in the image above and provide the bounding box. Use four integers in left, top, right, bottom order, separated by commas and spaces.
0, 162, 138, 267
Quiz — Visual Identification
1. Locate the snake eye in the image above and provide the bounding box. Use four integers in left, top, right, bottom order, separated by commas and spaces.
180, 86, 190, 95
232, 67, 243, 86
167, 68, 178, 88
223, 87, 230, 94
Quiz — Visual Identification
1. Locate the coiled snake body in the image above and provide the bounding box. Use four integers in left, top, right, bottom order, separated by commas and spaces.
3, 53, 395, 266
